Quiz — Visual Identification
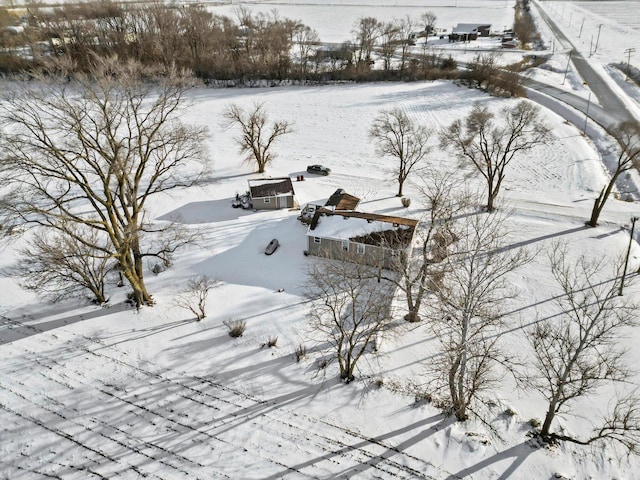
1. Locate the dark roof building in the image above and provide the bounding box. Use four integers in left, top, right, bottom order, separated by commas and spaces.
248, 177, 296, 210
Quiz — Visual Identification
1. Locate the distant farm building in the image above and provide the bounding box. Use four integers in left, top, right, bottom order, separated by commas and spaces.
314, 44, 354, 62
248, 177, 296, 210
449, 23, 491, 42
306, 208, 418, 269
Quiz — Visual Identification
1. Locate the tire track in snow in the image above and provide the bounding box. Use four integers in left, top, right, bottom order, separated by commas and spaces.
2, 315, 442, 479
1, 376, 200, 478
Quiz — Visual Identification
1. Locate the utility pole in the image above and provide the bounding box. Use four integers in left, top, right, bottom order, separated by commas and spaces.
578, 17, 585, 38
624, 48, 636, 81
562, 50, 573, 85
619, 216, 638, 296
594, 24, 603, 52
583, 89, 591, 134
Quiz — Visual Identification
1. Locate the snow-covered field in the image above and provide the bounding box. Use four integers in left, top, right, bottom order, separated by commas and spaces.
2, 2, 640, 480
208, 0, 514, 44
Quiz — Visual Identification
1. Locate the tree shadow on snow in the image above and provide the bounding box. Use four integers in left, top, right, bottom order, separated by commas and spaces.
446, 441, 537, 480
0, 302, 131, 345
261, 414, 446, 480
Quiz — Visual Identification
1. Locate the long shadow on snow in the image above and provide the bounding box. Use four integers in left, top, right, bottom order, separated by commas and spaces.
205, 382, 328, 438
446, 441, 537, 480
262, 414, 446, 480
157, 198, 256, 224
490, 225, 590, 255
0, 302, 131, 345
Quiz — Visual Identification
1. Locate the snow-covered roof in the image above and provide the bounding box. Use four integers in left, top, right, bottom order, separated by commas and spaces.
452, 23, 491, 34
308, 209, 417, 246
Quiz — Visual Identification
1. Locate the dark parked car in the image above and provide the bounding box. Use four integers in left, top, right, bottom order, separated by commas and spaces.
265, 238, 280, 255
306, 164, 331, 176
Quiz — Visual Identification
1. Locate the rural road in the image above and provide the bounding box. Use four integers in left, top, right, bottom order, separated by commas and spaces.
532, 0, 635, 129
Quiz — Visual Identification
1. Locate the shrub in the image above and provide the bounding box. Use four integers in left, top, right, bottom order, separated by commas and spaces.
529, 418, 541, 429
414, 391, 433, 404
225, 319, 246, 338
262, 336, 278, 348
294, 343, 307, 362
401, 197, 411, 208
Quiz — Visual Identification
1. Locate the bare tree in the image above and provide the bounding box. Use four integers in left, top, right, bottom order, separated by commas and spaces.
173, 275, 219, 321
527, 242, 640, 452
440, 101, 551, 212
223, 102, 292, 174
588, 121, 640, 227
294, 25, 319, 79
307, 255, 395, 383
353, 16, 380, 67
421, 11, 437, 35
428, 210, 531, 420
13, 225, 115, 304
0, 59, 208, 308
378, 21, 400, 71
370, 108, 432, 197
380, 170, 467, 322
513, 5, 536, 48
394, 16, 417, 72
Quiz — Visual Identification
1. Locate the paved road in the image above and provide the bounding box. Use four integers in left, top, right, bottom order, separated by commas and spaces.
532, 0, 635, 129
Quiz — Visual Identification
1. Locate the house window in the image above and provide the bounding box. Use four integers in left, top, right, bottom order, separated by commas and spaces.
314, 237, 321, 244
342, 239, 349, 251
264, 197, 270, 203
356, 243, 365, 254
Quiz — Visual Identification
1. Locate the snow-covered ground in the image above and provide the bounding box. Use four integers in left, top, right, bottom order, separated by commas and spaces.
2, 2, 640, 480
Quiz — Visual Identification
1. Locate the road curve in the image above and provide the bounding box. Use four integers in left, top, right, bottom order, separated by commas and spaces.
532, 0, 635, 128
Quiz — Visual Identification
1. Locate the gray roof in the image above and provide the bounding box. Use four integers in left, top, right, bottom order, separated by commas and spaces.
452, 23, 491, 34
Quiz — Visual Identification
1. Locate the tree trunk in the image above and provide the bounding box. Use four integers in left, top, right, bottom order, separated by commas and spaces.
540, 402, 556, 439
486, 191, 495, 212
587, 183, 613, 227
118, 247, 153, 308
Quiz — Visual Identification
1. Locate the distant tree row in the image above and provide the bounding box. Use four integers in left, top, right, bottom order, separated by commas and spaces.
0, 2, 458, 82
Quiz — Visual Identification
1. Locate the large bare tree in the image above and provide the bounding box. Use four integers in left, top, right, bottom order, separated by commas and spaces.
440, 101, 551, 212
378, 21, 400, 71
0, 59, 208, 308
421, 11, 437, 35
353, 16, 380, 68
588, 121, 640, 227
394, 16, 417, 72
293, 25, 320, 79
223, 102, 292, 174
307, 255, 395, 383
381, 170, 467, 322
527, 242, 640, 452
370, 107, 432, 197
428, 210, 531, 421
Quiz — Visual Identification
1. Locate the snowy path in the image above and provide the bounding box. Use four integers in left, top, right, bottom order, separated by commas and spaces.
0, 315, 445, 479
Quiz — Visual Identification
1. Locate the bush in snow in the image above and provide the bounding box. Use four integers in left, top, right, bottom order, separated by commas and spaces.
225, 319, 247, 338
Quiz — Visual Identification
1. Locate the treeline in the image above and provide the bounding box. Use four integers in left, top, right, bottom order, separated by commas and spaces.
0, 1, 458, 82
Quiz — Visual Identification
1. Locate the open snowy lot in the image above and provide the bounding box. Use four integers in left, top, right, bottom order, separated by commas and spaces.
2, 78, 640, 479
